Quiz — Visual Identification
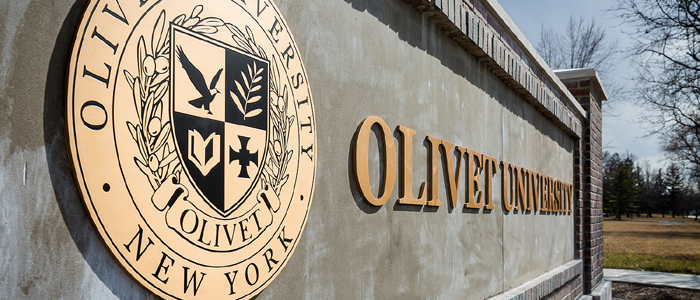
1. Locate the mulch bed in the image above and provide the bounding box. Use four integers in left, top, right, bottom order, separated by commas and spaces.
612, 282, 700, 300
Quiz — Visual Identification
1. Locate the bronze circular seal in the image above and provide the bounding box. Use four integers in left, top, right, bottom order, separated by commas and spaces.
65, 0, 315, 298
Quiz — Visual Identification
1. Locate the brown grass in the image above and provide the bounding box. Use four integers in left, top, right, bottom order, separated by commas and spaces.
604, 215, 700, 274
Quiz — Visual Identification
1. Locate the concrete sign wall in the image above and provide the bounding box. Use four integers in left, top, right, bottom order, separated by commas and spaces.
0, 0, 593, 299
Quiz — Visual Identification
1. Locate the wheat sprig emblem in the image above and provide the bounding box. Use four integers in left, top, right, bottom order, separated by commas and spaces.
231, 62, 264, 120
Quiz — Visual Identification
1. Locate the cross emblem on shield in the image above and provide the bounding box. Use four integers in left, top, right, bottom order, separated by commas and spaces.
170, 25, 269, 216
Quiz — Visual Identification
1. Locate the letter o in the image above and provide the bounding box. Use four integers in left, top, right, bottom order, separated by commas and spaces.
180, 209, 199, 234
245, 263, 259, 285
80, 100, 108, 130
352, 116, 397, 206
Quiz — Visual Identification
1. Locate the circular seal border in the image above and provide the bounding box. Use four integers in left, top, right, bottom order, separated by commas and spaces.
65, 0, 316, 299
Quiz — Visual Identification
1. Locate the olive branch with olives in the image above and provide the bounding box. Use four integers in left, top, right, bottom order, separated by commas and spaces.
123, 9, 176, 189
123, 5, 295, 195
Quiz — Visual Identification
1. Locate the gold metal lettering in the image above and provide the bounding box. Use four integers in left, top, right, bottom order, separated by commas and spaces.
547, 176, 554, 212
523, 168, 533, 211
540, 176, 547, 212
425, 136, 442, 206
529, 171, 539, 212
567, 183, 573, 213
352, 116, 397, 206
557, 180, 563, 213
512, 165, 526, 211
483, 154, 497, 210
397, 125, 426, 205
544, 176, 551, 212
464, 149, 483, 209
501, 161, 512, 212
352, 120, 577, 215
439, 141, 466, 208
563, 183, 569, 213
552, 185, 556, 212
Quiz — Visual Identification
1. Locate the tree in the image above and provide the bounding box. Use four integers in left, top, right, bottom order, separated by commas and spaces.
537, 16, 618, 73
537, 16, 620, 101
537, 26, 564, 71
632, 164, 646, 217
615, 0, 700, 172
645, 168, 666, 217
608, 160, 642, 220
602, 151, 621, 216
689, 165, 700, 220
665, 163, 687, 218
604, 153, 641, 219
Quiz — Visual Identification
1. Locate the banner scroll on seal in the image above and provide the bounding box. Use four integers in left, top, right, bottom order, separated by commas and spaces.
151, 174, 280, 252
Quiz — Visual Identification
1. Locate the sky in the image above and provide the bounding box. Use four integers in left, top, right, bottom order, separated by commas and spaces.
498, 0, 667, 170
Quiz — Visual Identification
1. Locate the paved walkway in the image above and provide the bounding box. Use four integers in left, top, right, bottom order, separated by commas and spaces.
604, 268, 700, 290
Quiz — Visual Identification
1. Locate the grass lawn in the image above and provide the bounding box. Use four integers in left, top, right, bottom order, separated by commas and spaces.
604, 214, 700, 275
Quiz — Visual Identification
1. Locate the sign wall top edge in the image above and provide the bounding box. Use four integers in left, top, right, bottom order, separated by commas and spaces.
475, 0, 587, 117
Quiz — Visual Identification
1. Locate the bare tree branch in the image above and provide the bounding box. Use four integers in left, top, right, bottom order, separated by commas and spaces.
538, 25, 563, 69
536, 15, 621, 104
614, 0, 700, 173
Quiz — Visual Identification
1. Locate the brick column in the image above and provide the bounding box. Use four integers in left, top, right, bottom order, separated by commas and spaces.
557, 71, 606, 294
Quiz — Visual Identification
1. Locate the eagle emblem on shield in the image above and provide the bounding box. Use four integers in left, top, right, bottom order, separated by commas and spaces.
170, 25, 269, 216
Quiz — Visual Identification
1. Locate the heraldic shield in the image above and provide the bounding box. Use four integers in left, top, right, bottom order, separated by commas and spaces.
170, 25, 269, 216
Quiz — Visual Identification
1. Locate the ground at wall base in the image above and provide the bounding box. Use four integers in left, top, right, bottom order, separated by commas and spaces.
611, 282, 700, 300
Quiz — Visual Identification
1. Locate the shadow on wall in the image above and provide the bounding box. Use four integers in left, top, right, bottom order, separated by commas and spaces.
342, 0, 574, 212
348, 125, 384, 214
342, 0, 570, 151
42, 0, 156, 299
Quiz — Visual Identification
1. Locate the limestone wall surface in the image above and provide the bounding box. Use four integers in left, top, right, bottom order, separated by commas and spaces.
0, 0, 576, 299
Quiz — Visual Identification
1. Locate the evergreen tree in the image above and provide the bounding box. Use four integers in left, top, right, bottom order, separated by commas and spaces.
648, 169, 666, 217
665, 163, 687, 218
608, 161, 641, 220
602, 152, 621, 216
689, 166, 700, 220
632, 164, 645, 218
637, 163, 652, 217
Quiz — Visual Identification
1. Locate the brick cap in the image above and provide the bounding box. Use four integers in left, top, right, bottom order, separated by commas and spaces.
489, 259, 583, 300
478, 0, 587, 117
554, 68, 609, 101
